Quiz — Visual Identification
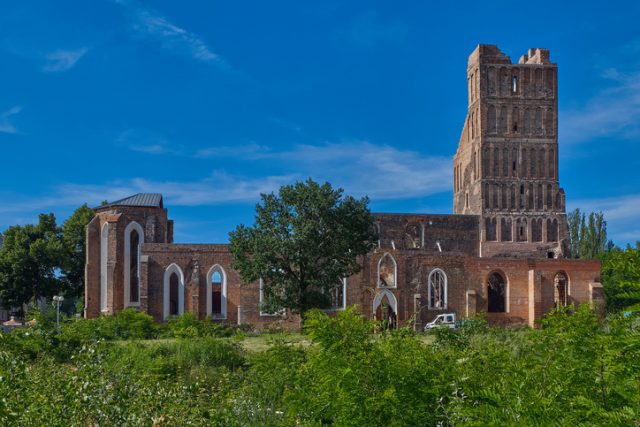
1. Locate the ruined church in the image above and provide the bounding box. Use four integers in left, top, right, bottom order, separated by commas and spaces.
84, 45, 604, 328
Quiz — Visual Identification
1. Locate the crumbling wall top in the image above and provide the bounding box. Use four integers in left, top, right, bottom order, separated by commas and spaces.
469, 44, 553, 68
520, 48, 552, 65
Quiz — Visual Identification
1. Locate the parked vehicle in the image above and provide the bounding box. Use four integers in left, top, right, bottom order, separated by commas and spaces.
424, 313, 456, 330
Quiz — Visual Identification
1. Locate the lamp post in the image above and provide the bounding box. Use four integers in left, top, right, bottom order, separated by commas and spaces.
52, 295, 64, 330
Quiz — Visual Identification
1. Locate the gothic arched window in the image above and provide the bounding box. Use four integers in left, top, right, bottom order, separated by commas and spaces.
207, 265, 227, 319
377, 254, 397, 288
428, 269, 447, 309
554, 272, 568, 307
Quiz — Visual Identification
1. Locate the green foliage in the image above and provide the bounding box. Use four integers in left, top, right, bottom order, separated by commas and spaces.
229, 179, 377, 314
568, 208, 613, 259
59, 204, 95, 298
0, 205, 95, 311
1, 305, 639, 425
165, 312, 240, 338
601, 243, 640, 312
0, 213, 64, 308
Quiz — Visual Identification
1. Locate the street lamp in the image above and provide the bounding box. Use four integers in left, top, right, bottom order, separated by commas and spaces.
52, 295, 64, 330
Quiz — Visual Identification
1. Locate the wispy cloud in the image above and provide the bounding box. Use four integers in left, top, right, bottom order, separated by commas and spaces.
42, 48, 88, 73
0, 106, 22, 134
116, 0, 226, 66
194, 142, 272, 159
115, 128, 181, 155
561, 68, 640, 144
268, 141, 450, 200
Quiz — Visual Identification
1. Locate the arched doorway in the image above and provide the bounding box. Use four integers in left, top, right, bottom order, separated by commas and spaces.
373, 289, 398, 330
487, 272, 506, 313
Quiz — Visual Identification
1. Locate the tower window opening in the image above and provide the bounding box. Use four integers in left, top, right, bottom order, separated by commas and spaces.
513, 122, 518, 132
512, 75, 518, 93
520, 184, 524, 194
512, 161, 516, 172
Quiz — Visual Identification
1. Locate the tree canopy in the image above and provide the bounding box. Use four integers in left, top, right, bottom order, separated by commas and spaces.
0, 213, 63, 308
567, 208, 613, 259
0, 205, 95, 311
229, 179, 377, 314
59, 204, 96, 298
601, 242, 640, 313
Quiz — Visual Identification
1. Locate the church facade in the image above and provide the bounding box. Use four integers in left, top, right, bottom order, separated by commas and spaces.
84, 45, 604, 328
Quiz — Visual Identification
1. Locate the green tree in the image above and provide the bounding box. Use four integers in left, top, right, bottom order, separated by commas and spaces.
229, 179, 377, 315
601, 242, 640, 312
59, 204, 95, 298
567, 208, 612, 259
0, 214, 64, 309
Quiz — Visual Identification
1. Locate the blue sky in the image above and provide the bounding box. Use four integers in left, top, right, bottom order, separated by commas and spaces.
1, 0, 639, 246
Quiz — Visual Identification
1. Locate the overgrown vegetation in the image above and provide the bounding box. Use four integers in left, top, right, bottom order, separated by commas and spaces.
0, 204, 94, 313
1, 306, 639, 425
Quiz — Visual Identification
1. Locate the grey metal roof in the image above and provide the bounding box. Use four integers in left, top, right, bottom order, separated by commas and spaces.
102, 193, 163, 208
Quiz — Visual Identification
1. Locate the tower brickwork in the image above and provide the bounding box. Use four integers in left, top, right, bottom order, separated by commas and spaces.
453, 45, 569, 258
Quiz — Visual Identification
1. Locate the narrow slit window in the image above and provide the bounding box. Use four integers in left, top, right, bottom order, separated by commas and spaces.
512, 75, 518, 93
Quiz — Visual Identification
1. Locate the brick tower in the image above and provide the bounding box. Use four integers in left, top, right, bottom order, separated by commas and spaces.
453, 45, 569, 258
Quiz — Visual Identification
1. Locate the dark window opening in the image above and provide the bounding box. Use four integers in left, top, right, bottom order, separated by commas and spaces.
211, 271, 222, 315
169, 273, 179, 316
488, 272, 506, 313
520, 184, 524, 194
548, 251, 554, 259
513, 122, 518, 132
129, 229, 139, 303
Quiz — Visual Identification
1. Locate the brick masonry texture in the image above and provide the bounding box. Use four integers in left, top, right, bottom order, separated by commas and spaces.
84, 45, 603, 329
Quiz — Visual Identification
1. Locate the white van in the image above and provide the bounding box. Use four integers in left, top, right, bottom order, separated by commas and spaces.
424, 313, 457, 330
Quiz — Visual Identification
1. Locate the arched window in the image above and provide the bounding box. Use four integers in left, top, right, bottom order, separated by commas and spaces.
487, 272, 506, 313
428, 269, 447, 309
487, 105, 496, 134
405, 223, 422, 249
517, 218, 528, 242
499, 106, 507, 133
501, 217, 512, 241
532, 218, 543, 242
163, 264, 184, 320
124, 221, 144, 307
547, 218, 558, 242
373, 289, 398, 329
169, 273, 179, 316
554, 272, 568, 307
485, 217, 497, 241
100, 222, 109, 313
512, 107, 519, 133
207, 265, 227, 319
377, 253, 397, 288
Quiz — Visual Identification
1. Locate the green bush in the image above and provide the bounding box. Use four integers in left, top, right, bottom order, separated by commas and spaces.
166, 312, 241, 338
1, 304, 639, 425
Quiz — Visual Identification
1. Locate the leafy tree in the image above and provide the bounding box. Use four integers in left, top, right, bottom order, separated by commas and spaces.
229, 179, 377, 315
601, 242, 640, 312
59, 204, 95, 298
0, 214, 64, 309
567, 208, 612, 259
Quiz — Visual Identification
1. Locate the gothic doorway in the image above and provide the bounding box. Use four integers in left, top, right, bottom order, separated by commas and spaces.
373, 289, 398, 330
